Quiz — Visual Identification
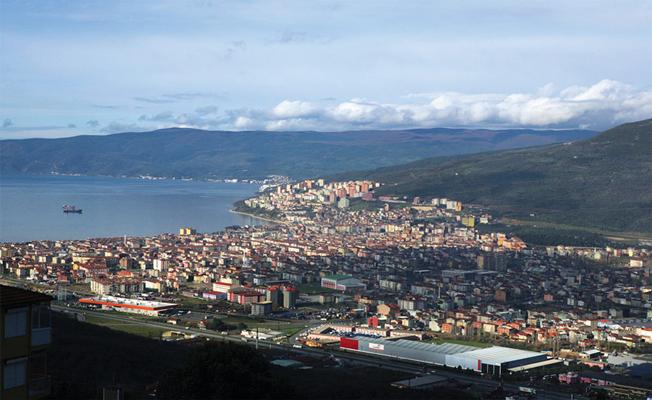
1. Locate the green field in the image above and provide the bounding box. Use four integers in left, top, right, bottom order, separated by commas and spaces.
297, 283, 339, 295
84, 314, 168, 338
174, 295, 210, 308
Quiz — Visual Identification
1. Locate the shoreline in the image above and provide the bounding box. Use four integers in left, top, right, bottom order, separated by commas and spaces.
1, 172, 279, 186
230, 209, 284, 225
1, 212, 283, 243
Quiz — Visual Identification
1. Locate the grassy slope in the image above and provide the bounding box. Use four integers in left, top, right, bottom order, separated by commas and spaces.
49, 313, 188, 399
341, 119, 652, 235
50, 312, 473, 399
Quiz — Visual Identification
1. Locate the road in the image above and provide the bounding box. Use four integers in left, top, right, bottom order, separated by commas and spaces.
51, 304, 584, 400
2, 276, 584, 400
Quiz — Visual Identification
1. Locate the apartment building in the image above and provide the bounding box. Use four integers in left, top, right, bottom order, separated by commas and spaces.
0, 285, 52, 400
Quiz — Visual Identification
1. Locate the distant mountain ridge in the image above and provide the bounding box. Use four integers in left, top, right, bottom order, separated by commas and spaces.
0, 127, 596, 180
338, 119, 652, 234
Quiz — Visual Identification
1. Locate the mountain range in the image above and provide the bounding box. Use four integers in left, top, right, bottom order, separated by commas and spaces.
339, 119, 652, 235
0, 127, 595, 180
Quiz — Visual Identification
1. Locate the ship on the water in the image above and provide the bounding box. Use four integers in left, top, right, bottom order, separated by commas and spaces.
62, 205, 82, 214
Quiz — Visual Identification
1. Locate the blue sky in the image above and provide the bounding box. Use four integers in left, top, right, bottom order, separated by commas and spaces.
1, 0, 651, 139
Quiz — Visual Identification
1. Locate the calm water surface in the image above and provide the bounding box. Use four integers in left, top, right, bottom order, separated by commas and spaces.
0, 175, 264, 242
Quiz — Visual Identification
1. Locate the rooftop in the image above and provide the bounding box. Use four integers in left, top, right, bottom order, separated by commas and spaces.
458, 346, 545, 365
322, 274, 353, 281
358, 337, 477, 355
80, 295, 177, 309
391, 375, 449, 389
0, 285, 51, 308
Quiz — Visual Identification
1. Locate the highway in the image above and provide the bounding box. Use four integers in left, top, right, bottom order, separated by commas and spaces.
51, 304, 585, 400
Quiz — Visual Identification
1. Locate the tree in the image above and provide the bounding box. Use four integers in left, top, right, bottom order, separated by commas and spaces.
205, 318, 235, 332
157, 342, 293, 399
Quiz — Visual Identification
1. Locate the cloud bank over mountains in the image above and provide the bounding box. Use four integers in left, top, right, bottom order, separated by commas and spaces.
126, 79, 651, 133
2, 2, 651, 138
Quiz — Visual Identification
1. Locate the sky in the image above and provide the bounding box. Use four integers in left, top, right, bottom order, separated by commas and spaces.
1, 0, 651, 139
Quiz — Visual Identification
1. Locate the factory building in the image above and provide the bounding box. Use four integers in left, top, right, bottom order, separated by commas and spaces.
79, 296, 177, 316
340, 337, 548, 377
321, 274, 366, 292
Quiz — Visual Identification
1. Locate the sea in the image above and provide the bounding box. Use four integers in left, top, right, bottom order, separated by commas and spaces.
0, 175, 265, 243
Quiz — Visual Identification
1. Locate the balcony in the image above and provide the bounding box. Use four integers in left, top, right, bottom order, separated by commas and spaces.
31, 327, 51, 346
29, 375, 51, 399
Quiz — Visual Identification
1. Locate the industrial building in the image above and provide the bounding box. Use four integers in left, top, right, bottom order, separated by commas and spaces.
79, 295, 177, 316
321, 274, 366, 292
340, 337, 548, 377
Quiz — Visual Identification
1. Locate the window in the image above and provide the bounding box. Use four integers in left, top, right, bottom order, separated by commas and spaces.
31, 303, 51, 329
3, 358, 27, 389
4, 307, 27, 338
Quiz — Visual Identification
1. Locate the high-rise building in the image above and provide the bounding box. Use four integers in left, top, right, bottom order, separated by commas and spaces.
265, 286, 284, 310
152, 259, 169, 271
179, 227, 196, 236
251, 301, 273, 316
337, 198, 350, 209
0, 285, 52, 400
461, 216, 477, 227
282, 286, 298, 309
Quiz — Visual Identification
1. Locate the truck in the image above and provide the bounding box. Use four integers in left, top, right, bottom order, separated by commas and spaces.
518, 387, 536, 395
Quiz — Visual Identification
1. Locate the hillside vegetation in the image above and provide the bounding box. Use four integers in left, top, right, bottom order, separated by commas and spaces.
0, 127, 594, 180
341, 119, 652, 234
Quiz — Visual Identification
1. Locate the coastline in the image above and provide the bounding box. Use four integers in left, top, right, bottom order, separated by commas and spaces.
0, 175, 265, 242
230, 209, 284, 225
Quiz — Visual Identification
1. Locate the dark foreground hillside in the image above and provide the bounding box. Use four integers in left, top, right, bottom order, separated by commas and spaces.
340, 119, 652, 235
48, 312, 471, 399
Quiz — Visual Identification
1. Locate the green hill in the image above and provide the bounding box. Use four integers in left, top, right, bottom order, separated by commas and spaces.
0, 127, 594, 180
341, 119, 652, 235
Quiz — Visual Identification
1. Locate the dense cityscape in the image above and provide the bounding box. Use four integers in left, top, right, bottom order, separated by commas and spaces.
2, 2, 651, 399
2, 179, 651, 398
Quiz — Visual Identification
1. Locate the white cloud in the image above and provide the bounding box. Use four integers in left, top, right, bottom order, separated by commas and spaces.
237, 79, 651, 131
271, 100, 318, 119
105, 79, 652, 134
234, 116, 255, 130
100, 122, 149, 134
